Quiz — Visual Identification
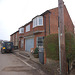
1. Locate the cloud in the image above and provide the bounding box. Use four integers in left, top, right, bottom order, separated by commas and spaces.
0, 0, 75, 40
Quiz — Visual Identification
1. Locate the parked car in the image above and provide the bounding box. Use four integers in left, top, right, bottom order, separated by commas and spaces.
1, 42, 13, 54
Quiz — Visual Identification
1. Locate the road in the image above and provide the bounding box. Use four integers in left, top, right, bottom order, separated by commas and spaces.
0, 44, 47, 75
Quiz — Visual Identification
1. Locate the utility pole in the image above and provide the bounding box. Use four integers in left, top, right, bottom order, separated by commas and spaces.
58, 0, 67, 75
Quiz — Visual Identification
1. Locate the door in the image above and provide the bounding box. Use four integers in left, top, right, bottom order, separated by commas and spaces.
25, 38, 34, 52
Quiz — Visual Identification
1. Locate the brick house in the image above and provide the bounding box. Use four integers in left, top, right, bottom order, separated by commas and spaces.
10, 5, 74, 52
10, 31, 19, 48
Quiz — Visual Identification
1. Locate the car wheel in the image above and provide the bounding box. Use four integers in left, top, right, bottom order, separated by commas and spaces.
1, 49, 5, 54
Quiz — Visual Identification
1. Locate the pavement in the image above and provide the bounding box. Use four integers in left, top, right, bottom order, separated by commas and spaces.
13, 49, 75, 75
0, 44, 74, 75
0, 47, 48, 75
69, 69, 75, 75
13, 49, 60, 75
13, 50, 40, 64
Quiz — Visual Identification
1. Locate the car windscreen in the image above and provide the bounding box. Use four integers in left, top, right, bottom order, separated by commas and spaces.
6, 43, 11, 45
6, 43, 12, 49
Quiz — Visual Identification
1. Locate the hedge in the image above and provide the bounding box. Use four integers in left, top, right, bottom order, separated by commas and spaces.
44, 32, 75, 61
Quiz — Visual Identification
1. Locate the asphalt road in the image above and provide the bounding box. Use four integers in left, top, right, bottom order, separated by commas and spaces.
0, 44, 47, 75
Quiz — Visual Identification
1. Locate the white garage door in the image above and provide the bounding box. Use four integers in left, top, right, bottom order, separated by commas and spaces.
25, 38, 34, 52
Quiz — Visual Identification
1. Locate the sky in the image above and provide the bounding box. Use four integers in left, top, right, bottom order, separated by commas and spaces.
0, 0, 75, 41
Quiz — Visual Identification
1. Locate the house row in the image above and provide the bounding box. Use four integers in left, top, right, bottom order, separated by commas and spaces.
10, 31, 19, 48
10, 5, 74, 52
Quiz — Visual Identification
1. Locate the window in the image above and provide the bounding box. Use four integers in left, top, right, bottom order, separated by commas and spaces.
33, 18, 37, 28
26, 25, 30, 32
39, 16, 43, 25
21, 39, 24, 48
33, 16, 43, 28
36, 37, 44, 47
19, 28, 24, 34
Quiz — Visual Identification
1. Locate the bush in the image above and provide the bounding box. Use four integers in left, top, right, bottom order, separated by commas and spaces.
65, 32, 75, 61
33, 47, 39, 54
33, 47, 39, 58
44, 34, 59, 60
44, 32, 75, 61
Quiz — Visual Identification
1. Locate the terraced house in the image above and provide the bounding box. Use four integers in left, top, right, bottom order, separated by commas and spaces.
10, 5, 74, 52
10, 31, 19, 49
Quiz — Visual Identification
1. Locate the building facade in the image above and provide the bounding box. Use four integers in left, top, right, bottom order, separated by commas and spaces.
10, 6, 74, 52
10, 31, 19, 48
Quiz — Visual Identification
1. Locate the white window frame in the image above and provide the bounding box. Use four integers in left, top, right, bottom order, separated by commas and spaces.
33, 16, 43, 28
38, 16, 43, 26
19, 28, 24, 34
33, 18, 37, 28
26, 25, 30, 32
37, 17, 39, 26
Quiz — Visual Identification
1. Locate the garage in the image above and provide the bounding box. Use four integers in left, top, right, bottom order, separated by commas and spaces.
25, 38, 34, 52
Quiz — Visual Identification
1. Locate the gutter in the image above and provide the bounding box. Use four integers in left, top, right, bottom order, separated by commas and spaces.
49, 12, 51, 34
44, 11, 51, 36
44, 16, 46, 37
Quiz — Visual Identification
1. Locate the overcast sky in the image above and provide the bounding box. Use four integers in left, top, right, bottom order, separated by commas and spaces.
0, 0, 75, 41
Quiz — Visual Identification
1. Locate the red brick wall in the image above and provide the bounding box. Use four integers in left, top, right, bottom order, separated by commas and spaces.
33, 26, 44, 31
20, 21, 45, 50
64, 6, 74, 33
24, 22, 33, 34
50, 8, 58, 34
44, 13, 50, 36
24, 39, 25, 50
17, 5, 74, 51
10, 31, 19, 47
24, 22, 33, 36
13, 34, 15, 45
19, 37, 25, 51
10, 35, 12, 42
17, 31, 19, 39
48, 6, 74, 35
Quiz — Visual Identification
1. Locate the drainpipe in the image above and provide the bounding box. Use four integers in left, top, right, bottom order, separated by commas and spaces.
33, 27, 34, 35
44, 16, 46, 37
49, 12, 51, 35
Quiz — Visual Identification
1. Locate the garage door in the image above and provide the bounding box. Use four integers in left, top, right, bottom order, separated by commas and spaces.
25, 38, 34, 52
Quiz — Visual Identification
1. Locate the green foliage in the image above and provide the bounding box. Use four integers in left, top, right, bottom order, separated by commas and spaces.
34, 47, 39, 54
65, 32, 75, 61
44, 32, 75, 61
44, 34, 59, 60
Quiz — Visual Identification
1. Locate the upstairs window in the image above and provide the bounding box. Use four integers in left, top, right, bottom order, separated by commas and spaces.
39, 16, 43, 25
33, 16, 43, 28
26, 25, 30, 32
33, 18, 36, 28
19, 28, 24, 34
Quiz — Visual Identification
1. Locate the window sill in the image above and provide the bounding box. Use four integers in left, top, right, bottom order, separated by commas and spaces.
26, 31, 30, 32
33, 25, 43, 28
19, 33, 24, 34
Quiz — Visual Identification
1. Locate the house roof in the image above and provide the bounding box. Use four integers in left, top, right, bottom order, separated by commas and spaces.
41, 10, 51, 16
19, 21, 32, 29
11, 6, 60, 36
19, 10, 52, 29
10, 30, 19, 36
